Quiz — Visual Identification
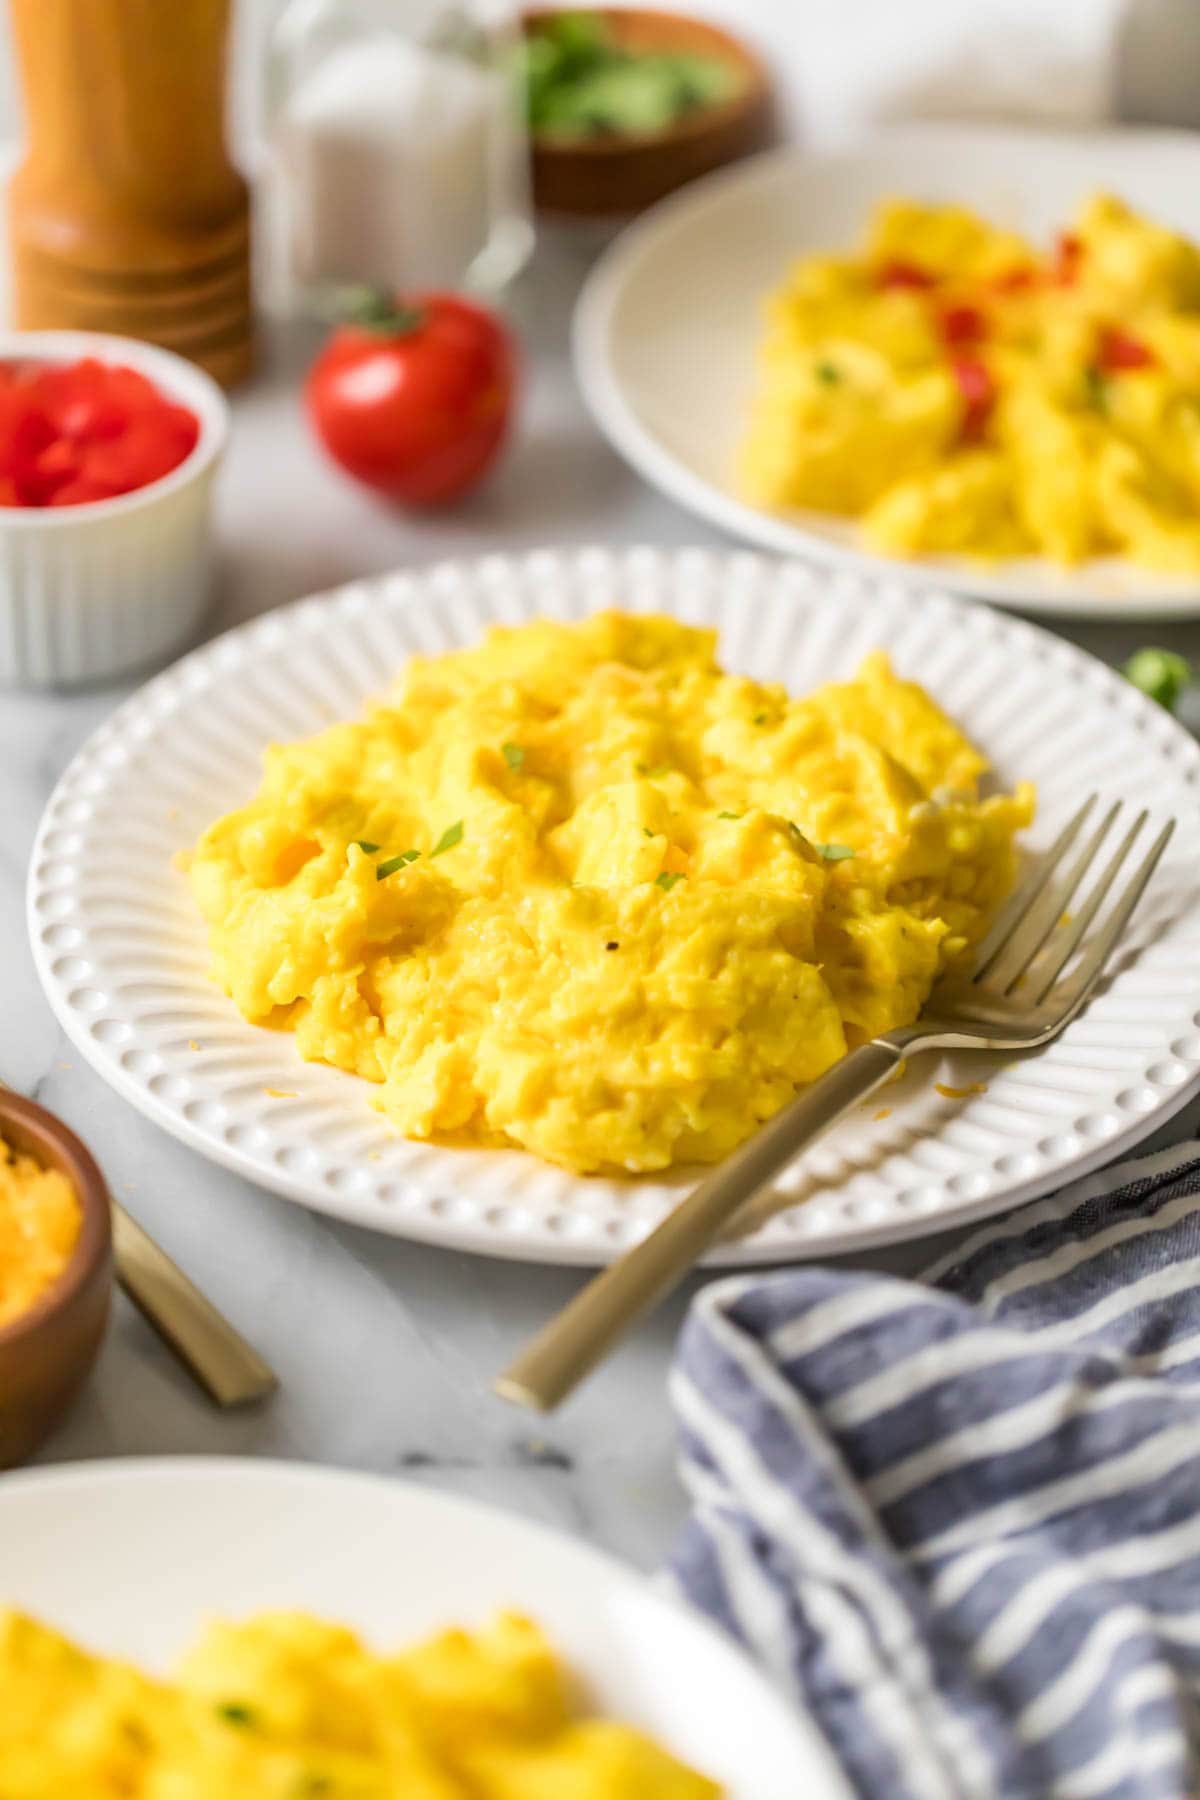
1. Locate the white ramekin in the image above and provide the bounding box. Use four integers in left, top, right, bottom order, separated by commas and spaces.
0, 330, 228, 689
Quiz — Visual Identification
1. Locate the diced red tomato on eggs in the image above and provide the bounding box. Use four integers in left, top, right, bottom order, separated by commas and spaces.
875, 259, 938, 291
1097, 327, 1156, 372
868, 233, 1153, 445
937, 304, 988, 349
1054, 232, 1084, 285
0, 358, 199, 508
950, 356, 996, 441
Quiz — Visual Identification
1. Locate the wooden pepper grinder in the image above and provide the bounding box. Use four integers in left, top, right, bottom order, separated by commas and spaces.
7, 0, 253, 388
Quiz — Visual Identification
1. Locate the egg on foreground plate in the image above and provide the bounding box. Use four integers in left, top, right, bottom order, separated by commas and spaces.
183, 613, 1032, 1174
739, 192, 1200, 569
0, 1606, 718, 1796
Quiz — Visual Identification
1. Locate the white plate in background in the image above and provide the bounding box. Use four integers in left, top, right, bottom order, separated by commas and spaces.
27, 546, 1200, 1264
575, 127, 1200, 620
0, 1457, 847, 1800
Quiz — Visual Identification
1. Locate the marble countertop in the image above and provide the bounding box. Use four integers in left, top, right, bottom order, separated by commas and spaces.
4, 233, 1200, 1570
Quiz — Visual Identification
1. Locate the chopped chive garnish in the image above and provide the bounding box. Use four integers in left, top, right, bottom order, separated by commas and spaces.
655, 871, 685, 892
1124, 646, 1191, 711
815, 360, 841, 385
753, 712, 768, 725
717, 810, 743, 820
785, 822, 854, 861
1083, 365, 1107, 409
216, 1701, 256, 1727
501, 742, 525, 771
430, 820, 464, 857
376, 849, 420, 879
353, 840, 380, 853
642, 826, 655, 838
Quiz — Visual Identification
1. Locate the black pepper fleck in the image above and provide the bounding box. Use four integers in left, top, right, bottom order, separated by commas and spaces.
606, 941, 619, 951
512, 1439, 574, 1471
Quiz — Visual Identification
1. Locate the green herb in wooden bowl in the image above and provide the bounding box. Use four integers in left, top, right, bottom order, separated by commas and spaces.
522, 8, 771, 217
524, 10, 744, 140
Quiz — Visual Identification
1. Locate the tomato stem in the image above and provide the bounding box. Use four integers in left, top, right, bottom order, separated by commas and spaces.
336, 286, 426, 336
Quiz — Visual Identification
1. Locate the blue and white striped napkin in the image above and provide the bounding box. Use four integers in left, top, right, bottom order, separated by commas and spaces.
669, 1142, 1200, 1800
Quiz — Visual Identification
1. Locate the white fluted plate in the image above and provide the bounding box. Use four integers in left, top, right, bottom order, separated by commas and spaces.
27, 547, 1200, 1265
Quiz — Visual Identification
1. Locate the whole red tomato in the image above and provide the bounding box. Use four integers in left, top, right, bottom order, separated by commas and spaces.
305, 293, 516, 507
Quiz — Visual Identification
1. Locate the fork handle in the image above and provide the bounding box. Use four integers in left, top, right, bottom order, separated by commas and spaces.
496, 1040, 905, 1412
112, 1201, 278, 1408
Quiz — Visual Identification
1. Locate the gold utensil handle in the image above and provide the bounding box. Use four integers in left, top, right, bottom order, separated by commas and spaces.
112, 1201, 277, 1408
496, 1040, 905, 1413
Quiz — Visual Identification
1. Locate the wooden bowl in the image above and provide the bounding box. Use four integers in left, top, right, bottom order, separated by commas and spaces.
0, 1093, 112, 1466
526, 8, 773, 218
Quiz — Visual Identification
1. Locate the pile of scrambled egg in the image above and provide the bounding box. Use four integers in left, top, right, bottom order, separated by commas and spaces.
0, 1607, 717, 1796
0, 1134, 80, 1329
739, 193, 1200, 568
185, 613, 1031, 1174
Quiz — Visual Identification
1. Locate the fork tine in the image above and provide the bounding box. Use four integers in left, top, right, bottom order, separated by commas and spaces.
1046, 818, 1175, 1012
979, 798, 1120, 993
972, 794, 1097, 980
1029, 809, 1147, 1004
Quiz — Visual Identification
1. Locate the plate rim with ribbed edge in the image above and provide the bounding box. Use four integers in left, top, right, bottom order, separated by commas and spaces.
26, 546, 1200, 1266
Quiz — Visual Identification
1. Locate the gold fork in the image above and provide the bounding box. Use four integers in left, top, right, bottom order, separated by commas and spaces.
497, 796, 1174, 1413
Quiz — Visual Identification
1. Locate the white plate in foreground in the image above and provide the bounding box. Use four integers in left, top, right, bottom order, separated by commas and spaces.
0, 1457, 845, 1800
28, 546, 1200, 1264
575, 127, 1200, 621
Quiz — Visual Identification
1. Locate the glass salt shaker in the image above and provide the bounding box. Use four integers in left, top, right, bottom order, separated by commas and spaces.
266, 0, 533, 314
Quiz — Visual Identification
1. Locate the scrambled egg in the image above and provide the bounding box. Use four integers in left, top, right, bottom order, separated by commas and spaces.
739, 192, 1200, 568
0, 1134, 80, 1329
0, 1607, 718, 1797
185, 614, 1031, 1174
